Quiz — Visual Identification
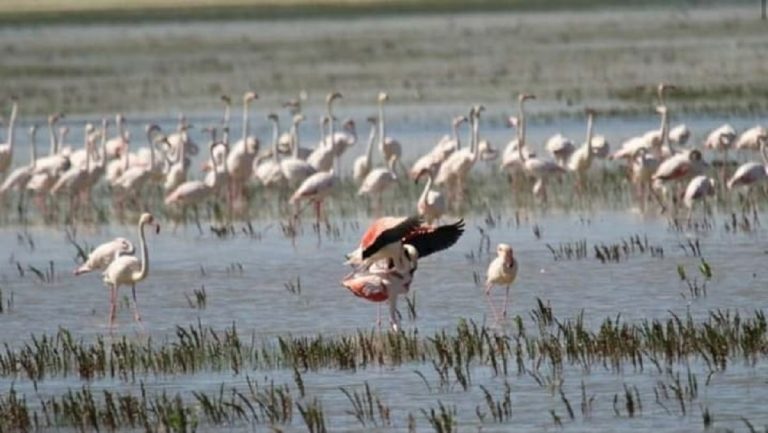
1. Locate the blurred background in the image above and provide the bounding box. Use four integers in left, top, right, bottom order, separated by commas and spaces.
0, 0, 764, 118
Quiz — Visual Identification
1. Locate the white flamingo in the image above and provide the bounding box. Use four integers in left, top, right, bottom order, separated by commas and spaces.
307, 96, 343, 172
352, 116, 379, 184
567, 108, 597, 191
409, 115, 467, 180
500, 116, 535, 177
516, 94, 566, 201
102, 212, 160, 325
280, 114, 316, 187
254, 113, 286, 189
226, 91, 259, 200
0, 124, 37, 197
727, 130, 768, 212
359, 155, 398, 213
435, 105, 484, 204
376, 92, 405, 174
166, 140, 228, 213
105, 113, 129, 160
50, 123, 95, 213
683, 175, 716, 223
546, 133, 574, 169
415, 167, 445, 225
74, 237, 136, 276
114, 124, 162, 192
0, 97, 19, 176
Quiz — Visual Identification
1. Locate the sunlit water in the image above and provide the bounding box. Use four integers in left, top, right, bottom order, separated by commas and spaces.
0, 113, 766, 432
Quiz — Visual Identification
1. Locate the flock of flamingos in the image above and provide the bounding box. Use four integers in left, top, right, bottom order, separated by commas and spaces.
0, 83, 767, 330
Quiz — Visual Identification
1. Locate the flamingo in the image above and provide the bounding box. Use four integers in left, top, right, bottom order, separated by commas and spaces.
166, 114, 198, 159
166, 139, 228, 223
735, 125, 766, 151
415, 167, 445, 225
74, 237, 136, 276
342, 218, 465, 330
0, 124, 37, 198
226, 91, 259, 202
669, 124, 691, 147
683, 175, 716, 224
83, 119, 109, 195
104, 113, 129, 160
358, 155, 398, 213
516, 94, 566, 201
27, 114, 71, 213
409, 115, 467, 180
546, 133, 574, 169
114, 124, 162, 193
163, 122, 192, 192
485, 243, 518, 322
352, 116, 379, 184
0, 97, 19, 177
376, 92, 405, 174
704, 123, 736, 180
727, 131, 768, 212
102, 212, 160, 325
630, 147, 661, 210
308, 93, 348, 172
50, 123, 95, 216
289, 168, 338, 226
435, 105, 484, 205
345, 216, 464, 270
566, 108, 597, 191
254, 113, 287, 190
342, 245, 417, 331
500, 116, 535, 178
280, 114, 316, 187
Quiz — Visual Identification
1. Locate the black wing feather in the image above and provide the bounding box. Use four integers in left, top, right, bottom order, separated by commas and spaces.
362, 215, 422, 260
406, 219, 465, 259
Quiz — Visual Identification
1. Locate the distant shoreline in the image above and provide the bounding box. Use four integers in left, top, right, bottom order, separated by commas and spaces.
0, 0, 738, 26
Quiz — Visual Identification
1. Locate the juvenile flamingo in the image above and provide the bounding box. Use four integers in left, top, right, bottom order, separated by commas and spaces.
102, 212, 160, 325
485, 243, 518, 322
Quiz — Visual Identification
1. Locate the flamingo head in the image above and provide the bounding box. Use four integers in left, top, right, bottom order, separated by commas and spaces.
117, 237, 136, 255
478, 140, 499, 161
689, 149, 703, 162
342, 118, 356, 131
497, 243, 514, 267
452, 115, 468, 127
506, 116, 519, 128
220, 94, 231, 105
378, 91, 389, 103
243, 91, 258, 103
327, 91, 343, 104
293, 113, 306, 125
584, 107, 597, 117
139, 212, 161, 234
267, 113, 279, 122
366, 115, 378, 125
518, 93, 536, 102
655, 105, 668, 115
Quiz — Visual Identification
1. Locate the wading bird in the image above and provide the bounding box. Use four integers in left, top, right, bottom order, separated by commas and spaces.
102, 212, 160, 325
74, 237, 136, 276
485, 243, 518, 322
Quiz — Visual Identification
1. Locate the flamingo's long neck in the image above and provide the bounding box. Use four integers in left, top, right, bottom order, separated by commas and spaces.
470, 112, 480, 163
327, 102, 336, 150
291, 120, 300, 158
419, 171, 432, 204
760, 138, 768, 166
365, 123, 376, 165
146, 128, 156, 170
451, 120, 460, 150
271, 118, 280, 162
84, 127, 91, 173
29, 129, 37, 168
378, 100, 386, 152
518, 101, 527, 162
585, 112, 594, 166
242, 98, 250, 152
57, 129, 67, 154
7, 102, 17, 152
98, 121, 107, 169
659, 108, 670, 155
222, 105, 230, 145
132, 220, 150, 282
48, 120, 57, 156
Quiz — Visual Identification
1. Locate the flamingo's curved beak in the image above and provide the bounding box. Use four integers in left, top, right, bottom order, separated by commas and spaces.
154, 223, 161, 234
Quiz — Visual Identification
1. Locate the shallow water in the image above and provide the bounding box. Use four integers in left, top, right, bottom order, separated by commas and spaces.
1, 203, 766, 431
